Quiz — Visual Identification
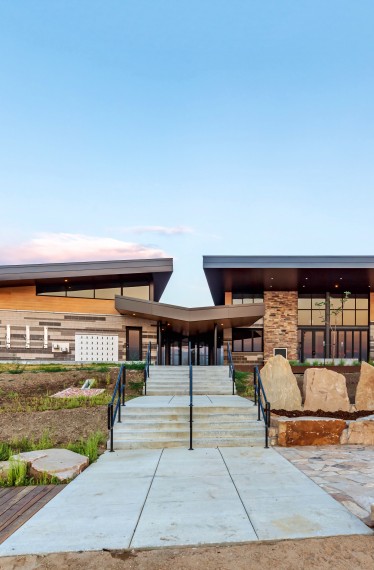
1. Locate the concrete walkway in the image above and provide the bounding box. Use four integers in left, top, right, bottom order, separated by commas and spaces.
0, 447, 371, 556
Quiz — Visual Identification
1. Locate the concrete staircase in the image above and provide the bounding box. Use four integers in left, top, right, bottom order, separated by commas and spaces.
146, 366, 235, 396
111, 399, 265, 450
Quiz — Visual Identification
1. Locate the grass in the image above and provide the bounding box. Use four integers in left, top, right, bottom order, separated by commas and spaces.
0, 430, 106, 487
235, 371, 254, 398
0, 391, 111, 413
67, 431, 106, 463
0, 362, 121, 375
128, 380, 144, 395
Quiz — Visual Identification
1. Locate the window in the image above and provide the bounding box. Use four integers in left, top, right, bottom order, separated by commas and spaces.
298, 293, 369, 327
36, 281, 150, 301
232, 328, 263, 352
232, 293, 263, 305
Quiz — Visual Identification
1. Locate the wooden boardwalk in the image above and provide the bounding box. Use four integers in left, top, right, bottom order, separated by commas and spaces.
0, 485, 65, 544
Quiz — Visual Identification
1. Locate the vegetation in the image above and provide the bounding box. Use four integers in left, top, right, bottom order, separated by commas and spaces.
235, 371, 254, 398
0, 362, 120, 375
0, 430, 106, 487
0, 392, 111, 413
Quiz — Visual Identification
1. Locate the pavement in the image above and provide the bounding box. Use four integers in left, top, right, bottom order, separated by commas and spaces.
0, 446, 371, 556
277, 445, 374, 524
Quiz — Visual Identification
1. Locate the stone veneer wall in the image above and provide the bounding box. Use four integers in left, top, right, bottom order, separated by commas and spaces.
263, 291, 298, 361
0, 309, 157, 362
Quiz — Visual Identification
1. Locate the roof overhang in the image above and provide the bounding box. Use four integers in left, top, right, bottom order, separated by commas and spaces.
203, 256, 374, 305
0, 258, 173, 302
115, 296, 264, 335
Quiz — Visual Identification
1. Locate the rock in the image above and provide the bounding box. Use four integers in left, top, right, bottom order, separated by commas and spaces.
10, 449, 89, 482
371, 504, 374, 523
303, 368, 350, 412
345, 417, 374, 445
0, 460, 11, 481
355, 362, 374, 411
260, 355, 302, 411
274, 417, 346, 446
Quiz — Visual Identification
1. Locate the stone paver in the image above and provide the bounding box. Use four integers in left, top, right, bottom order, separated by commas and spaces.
0, 447, 370, 556
277, 445, 374, 524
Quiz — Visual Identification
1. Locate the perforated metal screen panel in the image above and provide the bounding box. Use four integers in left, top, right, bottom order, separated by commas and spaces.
75, 334, 119, 362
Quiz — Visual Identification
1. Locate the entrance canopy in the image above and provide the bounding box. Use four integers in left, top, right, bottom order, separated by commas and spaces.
115, 296, 264, 335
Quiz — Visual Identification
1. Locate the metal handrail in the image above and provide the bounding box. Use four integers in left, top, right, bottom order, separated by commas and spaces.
188, 341, 193, 450
107, 364, 126, 452
144, 342, 151, 395
227, 342, 236, 395
253, 366, 271, 449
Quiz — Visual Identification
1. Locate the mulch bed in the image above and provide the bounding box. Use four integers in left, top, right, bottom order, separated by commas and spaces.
272, 409, 374, 420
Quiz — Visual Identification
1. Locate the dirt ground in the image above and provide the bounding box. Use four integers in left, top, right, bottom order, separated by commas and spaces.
2, 536, 374, 570
0, 368, 142, 445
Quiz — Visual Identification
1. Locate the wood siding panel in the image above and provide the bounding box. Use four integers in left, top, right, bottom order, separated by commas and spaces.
0, 286, 118, 315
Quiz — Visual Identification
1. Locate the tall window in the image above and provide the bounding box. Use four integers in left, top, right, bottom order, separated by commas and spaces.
298, 293, 369, 326
232, 328, 263, 352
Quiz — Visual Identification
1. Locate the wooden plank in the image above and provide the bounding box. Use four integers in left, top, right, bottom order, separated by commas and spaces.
0, 487, 32, 515
0, 486, 54, 532
0, 285, 117, 314
0, 485, 65, 544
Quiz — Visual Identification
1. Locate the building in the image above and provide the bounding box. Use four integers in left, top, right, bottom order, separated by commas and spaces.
0, 256, 373, 365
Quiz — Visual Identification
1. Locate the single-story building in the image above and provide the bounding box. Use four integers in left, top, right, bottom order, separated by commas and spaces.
0, 256, 373, 365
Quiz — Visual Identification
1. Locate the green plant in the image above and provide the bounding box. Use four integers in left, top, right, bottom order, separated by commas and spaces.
8, 363, 26, 375
67, 431, 106, 464
338, 359, 346, 366
0, 442, 11, 461
124, 361, 145, 371
129, 380, 144, 395
234, 371, 254, 398
352, 360, 360, 366
6, 459, 28, 486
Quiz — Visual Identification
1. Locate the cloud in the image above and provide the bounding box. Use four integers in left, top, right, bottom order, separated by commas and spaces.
123, 225, 194, 236
1, 233, 169, 264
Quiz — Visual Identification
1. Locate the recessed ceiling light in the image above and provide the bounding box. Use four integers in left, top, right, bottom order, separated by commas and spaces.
270, 277, 274, 280
335, 284, 339, 288
302, 285, 305, 288
64, 279, 68, 282
305, 277, 308, 280
221, 323, 224, 325
340, 277, 343, 280
132, 313, 136, 316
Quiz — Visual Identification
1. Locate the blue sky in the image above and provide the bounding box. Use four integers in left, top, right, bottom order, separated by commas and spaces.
1, 1, 374, 306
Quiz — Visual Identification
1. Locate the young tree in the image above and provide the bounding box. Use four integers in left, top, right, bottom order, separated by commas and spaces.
315, 291, 351, 363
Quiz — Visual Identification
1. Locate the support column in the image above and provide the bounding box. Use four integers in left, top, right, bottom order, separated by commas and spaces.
213, 323, 218, 365
157, 321, 162, 365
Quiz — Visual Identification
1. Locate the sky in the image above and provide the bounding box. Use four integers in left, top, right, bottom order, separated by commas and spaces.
1, 1, 374, 306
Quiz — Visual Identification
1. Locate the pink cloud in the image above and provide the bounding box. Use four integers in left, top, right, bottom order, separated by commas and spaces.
1, 233, 169, 264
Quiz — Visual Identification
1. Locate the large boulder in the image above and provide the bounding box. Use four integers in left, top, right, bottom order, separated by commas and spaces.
303, 368, 350, 412
260, 355, 302, 411
345, 415, 374, 445
273, 416, 347, 446
11, 449, 89, 482
355, 362, 374, 411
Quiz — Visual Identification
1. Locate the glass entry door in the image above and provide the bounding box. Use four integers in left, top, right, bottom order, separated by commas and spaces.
126, 327, 142, 361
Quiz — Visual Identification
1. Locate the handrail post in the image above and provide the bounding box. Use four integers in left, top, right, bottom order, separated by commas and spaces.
122, 365, 126, 406
118, 371, 122, 424
108, 403, 114, 452
265, 401, 270, 448
189, 341, 193, 450
253, 367, 257, 406
232, 368, 235, 395
144, 366, 147, 395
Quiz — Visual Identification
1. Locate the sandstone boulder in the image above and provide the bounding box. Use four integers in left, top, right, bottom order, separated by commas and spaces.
303, 368, 350, 412
260, 355, 302, 411
345, 416, 374, 445
274, 416, 346, 446
11, 449, 89, 482
355, 362, 374, 411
